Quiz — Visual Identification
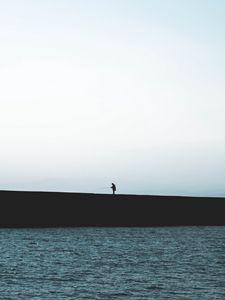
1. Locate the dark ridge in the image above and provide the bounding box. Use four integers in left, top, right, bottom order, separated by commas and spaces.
0, 190, 225, 227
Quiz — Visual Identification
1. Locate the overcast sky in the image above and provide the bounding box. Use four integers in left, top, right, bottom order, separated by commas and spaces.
0, 0, 225, 196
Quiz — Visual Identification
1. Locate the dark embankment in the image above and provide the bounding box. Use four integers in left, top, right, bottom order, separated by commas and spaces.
0, 190, 225, 227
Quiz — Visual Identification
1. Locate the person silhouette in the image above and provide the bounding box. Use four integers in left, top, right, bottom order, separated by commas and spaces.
111, 183, 116, 195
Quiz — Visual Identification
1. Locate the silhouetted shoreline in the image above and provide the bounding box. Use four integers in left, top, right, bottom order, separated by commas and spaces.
0, 190, 225, 227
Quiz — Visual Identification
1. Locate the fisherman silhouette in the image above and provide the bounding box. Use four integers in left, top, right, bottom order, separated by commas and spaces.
111, 183, 116, 195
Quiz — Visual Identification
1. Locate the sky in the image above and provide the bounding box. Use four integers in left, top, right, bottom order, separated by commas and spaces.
0, 0, 225, 196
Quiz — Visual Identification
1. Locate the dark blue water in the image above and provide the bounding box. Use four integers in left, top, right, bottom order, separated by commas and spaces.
0, 227, 225, 299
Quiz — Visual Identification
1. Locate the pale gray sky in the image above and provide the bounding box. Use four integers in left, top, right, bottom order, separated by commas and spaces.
1, 0, 225, 195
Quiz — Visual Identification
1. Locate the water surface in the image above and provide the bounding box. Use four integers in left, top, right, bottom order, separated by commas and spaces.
0, 227, 225, 299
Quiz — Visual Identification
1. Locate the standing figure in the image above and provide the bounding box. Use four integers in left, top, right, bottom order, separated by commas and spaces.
111, 183, 116, 195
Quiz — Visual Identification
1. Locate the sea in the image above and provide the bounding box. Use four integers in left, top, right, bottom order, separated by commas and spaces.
0, 227, 225, 299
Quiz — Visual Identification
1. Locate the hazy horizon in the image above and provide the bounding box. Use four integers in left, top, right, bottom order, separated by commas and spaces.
1, 0, 225, 196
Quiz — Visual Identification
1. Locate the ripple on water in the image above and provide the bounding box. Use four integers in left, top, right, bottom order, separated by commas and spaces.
0, 227, 225, 299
